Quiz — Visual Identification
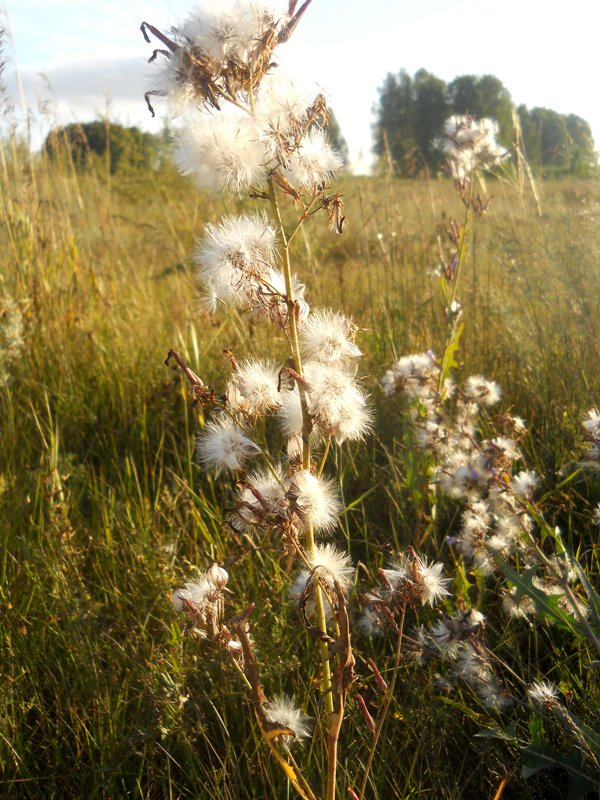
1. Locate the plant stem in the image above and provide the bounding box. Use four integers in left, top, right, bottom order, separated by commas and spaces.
449, 182, 474, 310
358, 608, 406, 800
267, 178, 333, 719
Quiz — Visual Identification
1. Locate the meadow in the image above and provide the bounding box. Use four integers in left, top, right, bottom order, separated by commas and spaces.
1, 131, 599, 799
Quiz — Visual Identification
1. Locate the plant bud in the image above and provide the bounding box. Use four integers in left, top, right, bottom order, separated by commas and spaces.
207, 563, 229, 590
355, 693, 376, 733
367, 658, 388, 694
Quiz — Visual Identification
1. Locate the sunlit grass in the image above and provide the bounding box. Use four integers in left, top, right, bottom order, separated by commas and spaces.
1, 137, 599, 798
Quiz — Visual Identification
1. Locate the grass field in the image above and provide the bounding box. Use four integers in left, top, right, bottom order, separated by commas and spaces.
1, 136, 599, 799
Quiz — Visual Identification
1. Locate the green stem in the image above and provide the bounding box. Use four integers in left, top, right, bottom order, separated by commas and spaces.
449, 187, 473, 310
267, 178, 334, 719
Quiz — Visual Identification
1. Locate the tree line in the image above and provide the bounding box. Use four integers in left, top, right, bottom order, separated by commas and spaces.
43, 112, 349, 175
373, 69, 597, 177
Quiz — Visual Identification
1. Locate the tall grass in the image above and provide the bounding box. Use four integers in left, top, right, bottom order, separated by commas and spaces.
1, 118, 599, 798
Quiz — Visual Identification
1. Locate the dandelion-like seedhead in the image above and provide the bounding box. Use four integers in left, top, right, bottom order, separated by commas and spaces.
299, 308, 361, 363
527, 680, 559, 707
437, 115, 508, 185
303, 360, 372, 444
381, 352, 439, 400
367, 552, 450, 616
230, 466, 288, 531
175, 112, 268, 194
264, 695, 312, 742
196, 415, 262, 474
581, 407, 600, 463
510, 470, 539, 499
226, 359, 283, 417
464, 375, 502, 406
283, 128, 342, 192
287, 470, 341, 534
195, 213, 277, 309
143, 2, 294, 114
172, 563, 230, 640
415, 555, 451, 606
307, 543, 354, 587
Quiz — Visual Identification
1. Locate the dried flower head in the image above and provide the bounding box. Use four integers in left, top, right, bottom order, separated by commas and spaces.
171, 563, 229, 639
142, 2, 305, 115
381, 351, 439, 400
438, 115, 507, 184
230, 466, 288, 531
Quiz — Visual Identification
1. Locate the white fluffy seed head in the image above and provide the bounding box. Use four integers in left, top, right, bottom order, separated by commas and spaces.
527, 680, 559, 706
303, 360, 372, 443
197, 415, 261, 474
511, 470, 540, 499
307, 544, 354, 587
278, 387, 304, 456
227, 359, 282, 417
438, 115, 507, 181
264, 695, 312, 742
195, 213, 277, 309
254, 70, 312, 147
284, 129, 342, 191
464, 375, 502, 406
288, 470, 341, 534
381, 352, 439, 399
178, 1, 288, 65
299, 308, 362, 363
250, 267, 309, 327
231, 466, 288, 531
415, 555, 451, 606
583, 408, 600, 440
174, 112, 268, 194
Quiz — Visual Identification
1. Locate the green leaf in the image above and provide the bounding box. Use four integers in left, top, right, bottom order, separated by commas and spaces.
440, 319, 464, 387
474, 722, 518, 743
494, 556, 589, 640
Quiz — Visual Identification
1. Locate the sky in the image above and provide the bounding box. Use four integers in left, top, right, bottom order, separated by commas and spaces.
3, 0, 600, 173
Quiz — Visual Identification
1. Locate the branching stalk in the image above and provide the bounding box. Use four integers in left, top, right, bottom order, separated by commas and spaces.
267, 176, 334, 720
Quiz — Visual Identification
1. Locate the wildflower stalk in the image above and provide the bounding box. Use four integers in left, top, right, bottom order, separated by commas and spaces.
267, 176, 334, 716
231, 610, 318, 800
358, 608, 406, 800
448, 191, 472, 311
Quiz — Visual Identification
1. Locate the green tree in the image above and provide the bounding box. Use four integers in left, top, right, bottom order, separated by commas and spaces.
413, 69, 449, 170
373, 70, 421, 176
517, 106, 596, 175
447, 74, 513, 146
44, 121, 167, 173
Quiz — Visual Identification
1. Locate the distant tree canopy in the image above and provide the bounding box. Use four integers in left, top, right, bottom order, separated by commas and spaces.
373, 69, 597, 177
44, 121, 168, 173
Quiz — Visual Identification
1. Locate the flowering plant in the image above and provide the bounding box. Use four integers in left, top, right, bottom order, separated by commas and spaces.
141, 5, 600, 797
